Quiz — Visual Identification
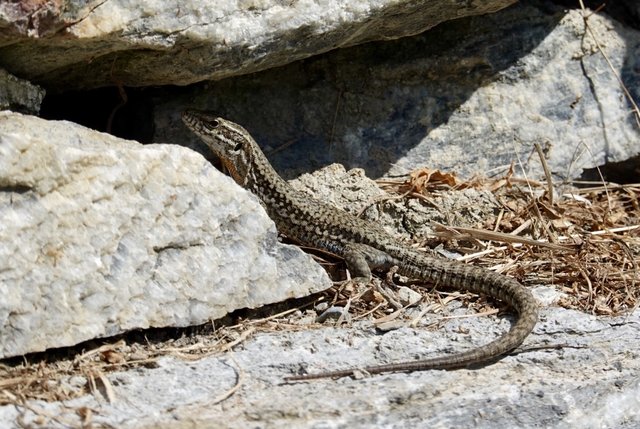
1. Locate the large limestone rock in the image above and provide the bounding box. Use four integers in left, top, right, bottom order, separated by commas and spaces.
0, 0, 515, 90
0, 111, 331, 358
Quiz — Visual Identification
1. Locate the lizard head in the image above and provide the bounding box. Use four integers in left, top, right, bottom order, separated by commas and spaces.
182, 110, 255, 186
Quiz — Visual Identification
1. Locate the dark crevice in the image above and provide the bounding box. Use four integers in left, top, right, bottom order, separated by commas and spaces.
0, 184, 33, 194
0, 291, 322, 368
39, 86, 155, 143
153, 242, 205, 253
580, 154, 640, 183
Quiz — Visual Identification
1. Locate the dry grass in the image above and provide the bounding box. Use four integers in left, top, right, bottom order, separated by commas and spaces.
378, 166, 639, 315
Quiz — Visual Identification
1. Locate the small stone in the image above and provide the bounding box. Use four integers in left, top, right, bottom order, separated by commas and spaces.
315, 307, 351, 323
397, 287, 422, 307
315, 302, 329, 312
375, 320, 405, 332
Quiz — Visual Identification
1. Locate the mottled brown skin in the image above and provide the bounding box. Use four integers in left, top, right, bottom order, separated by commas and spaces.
182, 110, 538, 381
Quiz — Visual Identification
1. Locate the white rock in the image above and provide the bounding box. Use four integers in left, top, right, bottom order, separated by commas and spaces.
0, 0, 515, 89
0, 111, 331, 358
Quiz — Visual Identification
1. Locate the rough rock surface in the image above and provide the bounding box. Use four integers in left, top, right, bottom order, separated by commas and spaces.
0, 68, 44, 114
291, 164, 385, 216
0, 0, 515, 90
156, 1, 640, 180
0, 111, 331, 358
290, 163, 501, 241
0, 297, 638, 428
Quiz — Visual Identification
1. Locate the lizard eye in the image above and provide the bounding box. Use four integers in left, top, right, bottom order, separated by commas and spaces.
210, 119, 220, 128
233, 142, 243, 151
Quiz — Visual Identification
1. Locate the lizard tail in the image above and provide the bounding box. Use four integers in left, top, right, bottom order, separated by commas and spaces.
285, 258, 538, 381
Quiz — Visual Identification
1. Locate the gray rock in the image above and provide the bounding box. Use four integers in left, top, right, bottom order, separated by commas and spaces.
0, 0, 515, 90
0, 111, 331, 358
156, 2, 640, 181
290, 162, 500, 240
315, 306, 350, 323
396, 286, 423, 306
0, 68, 44, 114
1, 302, 638, 428
291, 164, 385, 217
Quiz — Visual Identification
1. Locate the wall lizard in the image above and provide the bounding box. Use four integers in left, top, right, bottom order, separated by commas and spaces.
182, 110, 538, 381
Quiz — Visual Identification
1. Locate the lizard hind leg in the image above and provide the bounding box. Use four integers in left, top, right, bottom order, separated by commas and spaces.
342, 243, 397, 284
